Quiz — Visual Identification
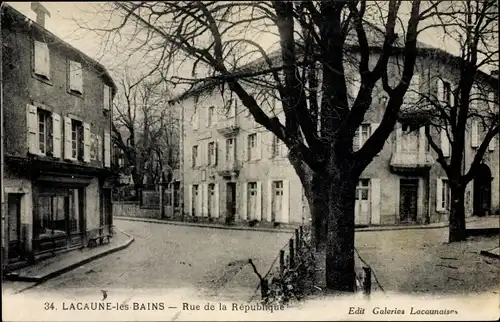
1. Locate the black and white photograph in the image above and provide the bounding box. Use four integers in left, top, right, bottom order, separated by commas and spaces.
1, 1, 499, 321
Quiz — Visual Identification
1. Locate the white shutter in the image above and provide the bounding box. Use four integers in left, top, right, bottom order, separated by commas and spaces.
104, 131, 111, 167
97, 135, 102, 162
242, 135, 248, 161
83, 123, 91, 162
202, 183, 208, 217
197, 185, 203, 217
43, 43, 50, 78
395, 124, 402, 153
353, 127, 360, 151
188, 184, 193, 216
241, 183, 248, 220
52, 113, 62, 158
103, 85, 110, 111
34, 41, 50, 78
26, 104, 38, 155
69, 61, 83, 93
268, 133, 275, 159
418, 126, 426, 162
213, 183, 220, 218
281, 179, 290, 223
193, 109, 199, 130
436, 179, 443, 211
255, 181, 262, 221
371, 123, 380, 155
205, 106, 210, 127
255, 132, 262, 160
489, 135, 495, 151
488, 92, 496, 113
229, 102, 236, 118
265, 180, 273, 222
471, 120, 479, 148
64, 117, 73, 160
441, 128, 450, 157
370, 179, 381, 225
410, 73, 420, 103
437, 79, 444, 103
219, 139, 226, 168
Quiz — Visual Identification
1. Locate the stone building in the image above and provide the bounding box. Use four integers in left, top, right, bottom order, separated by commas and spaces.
1, 3, 117, 270
170, 29, 498, 227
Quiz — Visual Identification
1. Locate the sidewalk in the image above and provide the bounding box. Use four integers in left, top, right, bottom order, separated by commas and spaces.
115, 214, 499, 233
3, 230, 134, 285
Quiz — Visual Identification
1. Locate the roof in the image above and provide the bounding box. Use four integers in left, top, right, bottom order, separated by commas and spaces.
1, 3, 117, 97
169, 21, 495, 104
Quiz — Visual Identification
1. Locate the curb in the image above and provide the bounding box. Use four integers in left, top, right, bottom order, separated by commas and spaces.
7, 230, 135, 287
115, 216, 450, 233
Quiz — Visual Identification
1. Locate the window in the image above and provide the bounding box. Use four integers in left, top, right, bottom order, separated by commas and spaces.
173, 181, 181, 208
33, 40, 50, 79
272, 135, 287, 158
442, 81, 452, 105
208, 183, 215, 217
38, 109, 51, 155
248, 182, 257, 195
208, 141, 217, 166
226, 138, 235, 162
71, 120, 83, 160
354, 124, 371, 151
68, 60, 83, 94
192, 145, 199, 168
208, 106, 215, 127
441, 179, 451, 211
356, 179, 370, 200
247, 134, 257, 160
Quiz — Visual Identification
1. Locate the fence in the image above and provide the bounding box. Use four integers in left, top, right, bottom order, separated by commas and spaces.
256, 225, 373, 303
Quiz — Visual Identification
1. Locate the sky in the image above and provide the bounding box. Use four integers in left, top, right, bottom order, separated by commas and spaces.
5, 1, 495, 93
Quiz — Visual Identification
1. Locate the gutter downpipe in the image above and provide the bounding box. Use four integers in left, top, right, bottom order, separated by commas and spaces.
1, 2, 6, 271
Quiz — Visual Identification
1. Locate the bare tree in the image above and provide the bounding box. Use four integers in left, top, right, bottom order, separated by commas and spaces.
112, 70, 179, 196
402, 0, 498, 242
77, 0, 431, 291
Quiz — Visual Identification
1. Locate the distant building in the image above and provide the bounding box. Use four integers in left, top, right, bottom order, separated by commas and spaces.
171, 27, 499, 227
1, 3, 117, 270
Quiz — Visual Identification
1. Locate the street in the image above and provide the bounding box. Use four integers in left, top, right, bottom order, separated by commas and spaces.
10, 219, 292, 301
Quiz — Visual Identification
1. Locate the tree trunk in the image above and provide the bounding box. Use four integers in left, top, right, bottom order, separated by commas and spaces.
325, 160, 357, 292
308, 172, 329, 251
448, 185, 467, 243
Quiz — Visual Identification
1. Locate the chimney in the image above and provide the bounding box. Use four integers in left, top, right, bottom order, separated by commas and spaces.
30, 2, 51, 28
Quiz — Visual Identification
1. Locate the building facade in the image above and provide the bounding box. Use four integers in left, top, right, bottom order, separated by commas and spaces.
173, 42, 499, 228
1, 4, 117, 270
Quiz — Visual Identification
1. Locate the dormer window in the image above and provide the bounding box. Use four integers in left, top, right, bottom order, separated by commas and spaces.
68, 60, 83, 94
33, 40, 50, 80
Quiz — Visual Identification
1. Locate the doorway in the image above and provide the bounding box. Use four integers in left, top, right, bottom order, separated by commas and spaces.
473, 163, 492, 217
399, 179, 419, 223
272, 181, 284, 222
226, 182, 236, 224
7, 194, 23, 262
355, 179, 371, 226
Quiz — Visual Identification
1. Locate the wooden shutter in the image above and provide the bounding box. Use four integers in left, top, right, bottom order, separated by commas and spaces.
371, 123, 380, 155
229, 102, 236, 118
441, 128, 450, 157
370, 178, 381, 225
409, 73, 420, 103
64, 117, 73, 160
242, 135, 248, 161
205, 106, 210, 127
418, 126, 426, 161
104, 131, 111, 167
202, 183, 208, 217
26, 104, 38, 155
214, 141, 218, 166
437, 79, 444, 103
281, 180, 290, 223
34, 41, 50, 78
471, 120, 479, 148
103, 85, 110, 111
188, 185, 193, 216
353, 127, 360, 151
83, 123, 91, 162
489, 135, 495, 151
52, 113, 62, 158
193, 109, 199, 130
265, 180, 273, 222
69, 61, 83, 93
97, 135, 102, 162
255, 132, 262, 160
213, 183, 220, 218
267, 133, 274, 159
255, 181, 262, 221
436, 179, 443, 211
241, 183, 248, 220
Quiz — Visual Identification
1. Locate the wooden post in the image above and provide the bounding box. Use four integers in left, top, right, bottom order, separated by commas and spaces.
289, 238, 295, 268
295, 228, 300, 252
279, 249, 285, 273
363, 266, 372, 297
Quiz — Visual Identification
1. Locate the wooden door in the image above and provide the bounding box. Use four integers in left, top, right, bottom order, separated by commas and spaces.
399, 179, 418, 223
7, 194, 22, 261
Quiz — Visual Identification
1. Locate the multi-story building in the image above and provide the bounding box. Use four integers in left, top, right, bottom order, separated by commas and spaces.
1, 3, 117, 270
172, 32, 499, 228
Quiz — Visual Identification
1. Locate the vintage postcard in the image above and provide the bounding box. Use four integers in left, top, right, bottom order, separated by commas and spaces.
1, 1, 499, 321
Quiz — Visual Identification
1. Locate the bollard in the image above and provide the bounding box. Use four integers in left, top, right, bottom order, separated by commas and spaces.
295, 229, 300, 252
279, 249, 285, 273
362, 266, 372, 297
289, 238, 295, 269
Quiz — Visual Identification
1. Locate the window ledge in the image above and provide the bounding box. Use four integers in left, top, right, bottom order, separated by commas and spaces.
68, 89, 84, 99
32, 73, 53, 86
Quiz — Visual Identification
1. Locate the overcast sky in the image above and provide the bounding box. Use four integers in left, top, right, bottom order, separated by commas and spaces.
6, 1, 494, 88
